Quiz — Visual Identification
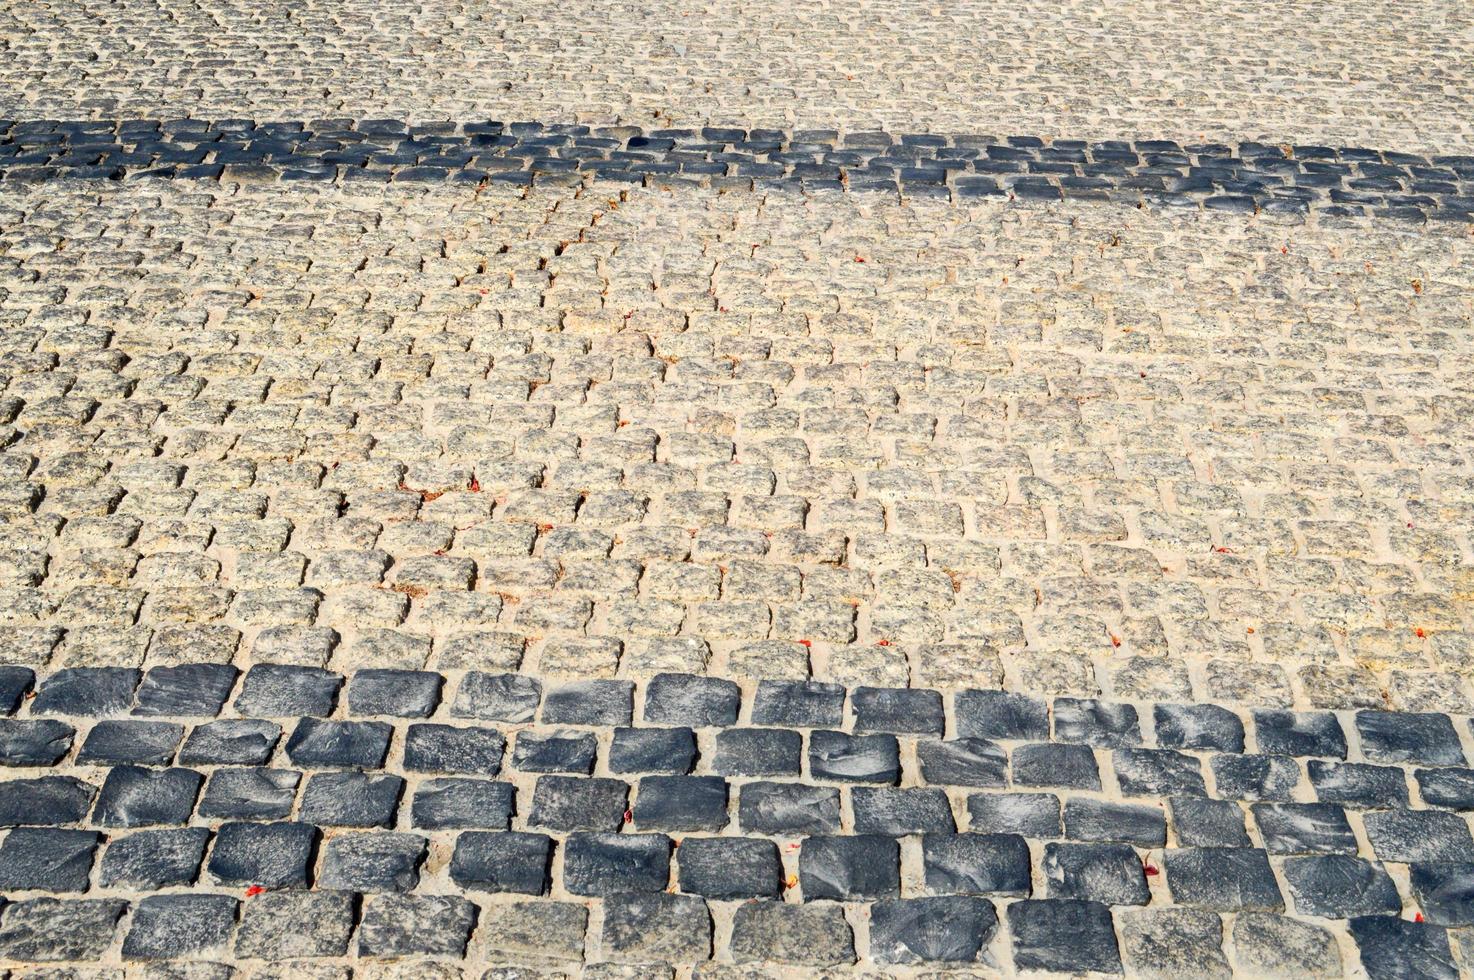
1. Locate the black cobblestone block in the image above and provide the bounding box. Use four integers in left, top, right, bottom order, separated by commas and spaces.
1053, 698, 1140, 747
529, 774, 629, 831
94, 766, 203, 827
1363, 808, 1474, 863
98, 827, 208, 888
234, 664, 340, 717
512, 729, 597, 773
1211, 753, 1300, 800
609, 725, 696, 773
923, 833, 1032, 896
1113, 747, 1206, 796
0, 718, 75, 766
299, 771, 404, 827
916, 737, 1007, 787
852, 786, 956, 835
751, 679, 845, 728
1355, 710, 1465, 765
739, 781, 841, 834
1308, 760, 1409, 808
809, 730, 900, 783
1063, 798, 1166, 846
1163, 847, 1283, 911
1170, 796, 1250, 847
403, 723, 505, 775
0, 666, 34, 715
541, 679, 634, 725
967, 791, 1061, 837
1416, 767, 1474, 810
1349, 915, 1458, 980
76, 720, 182, 765
676, 836, 782, 898
563, 831, 671, 895
285, 718, 392, 769
411, 777, 515, 829
851, 686, 944, 734
1044, 842, 1150, 905
132, 664, 238, 717
1252, 802, 1357, 854
632, 775, 729, 831
449, 831, 552, 895
0, 827, 100, 892
871, 896, 999, 964
799, 834, 900, 900
1252, 710, 1347, 759
1013, 742, 1100, 790
207, 821, 317, 888
122, 893, 238, 960
1153, 703, 1245, 752
1007, 899, 1121, 974
197, 767, 299, 820
0, 775, 96, 826
178, 719, 280, 765
1408, 863, 1474, 927
713, 727, 802, 775
346, 669, 442, 717
954, 689, 1049, 740
1283, 855, 1400, 918
31, 667, 139, 717
643, 672, 740, 726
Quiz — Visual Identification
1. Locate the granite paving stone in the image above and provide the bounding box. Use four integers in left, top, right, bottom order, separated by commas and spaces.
1, 16, 1472, 971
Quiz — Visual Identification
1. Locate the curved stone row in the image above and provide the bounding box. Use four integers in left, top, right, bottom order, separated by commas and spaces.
2, 663, 1473, 973
2, 118, 1473, 221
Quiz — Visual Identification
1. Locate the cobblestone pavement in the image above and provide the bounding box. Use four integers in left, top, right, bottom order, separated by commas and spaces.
0, 174, 1473, 977
2, 0, 1474, 154
5, 0, 1474, 974
4, 120, 1474, 223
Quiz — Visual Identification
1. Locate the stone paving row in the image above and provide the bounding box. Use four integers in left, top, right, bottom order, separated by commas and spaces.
4, 120, 1474, 223
2, 0, 1473, 154
1, 176, 1474, 976
2, 664, 1474, 975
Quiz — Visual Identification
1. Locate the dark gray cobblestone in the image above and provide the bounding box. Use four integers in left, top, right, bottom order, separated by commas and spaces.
3, 119, 1473, 222
0, 664, 1471, 972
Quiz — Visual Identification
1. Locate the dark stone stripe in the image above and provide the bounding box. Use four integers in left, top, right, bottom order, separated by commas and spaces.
2, 118, 1472, 221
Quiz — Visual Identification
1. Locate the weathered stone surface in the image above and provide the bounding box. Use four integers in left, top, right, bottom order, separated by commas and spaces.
869, 897, 998, 964
1230, 912, 1343, 978
1006, 899, 1121, 975
358, 895, 478, 958
123, 894, 239, 960
234, 892, 355, 960
729, 902, 855, 966
601, 893, 712, 964
1118, 908, 1231, 979
0, 898, 126, 961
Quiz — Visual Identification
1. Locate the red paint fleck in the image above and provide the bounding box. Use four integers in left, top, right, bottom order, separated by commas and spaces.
245, 885, 265, 898
798, 639, 812, 648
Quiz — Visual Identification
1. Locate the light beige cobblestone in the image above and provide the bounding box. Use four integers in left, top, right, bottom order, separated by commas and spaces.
0, 0, 1472, 152
0, 178, 1470, 713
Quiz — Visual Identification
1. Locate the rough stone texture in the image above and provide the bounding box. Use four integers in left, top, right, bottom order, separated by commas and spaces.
1, 6, 1474, 975
2, 0, 1472, 153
